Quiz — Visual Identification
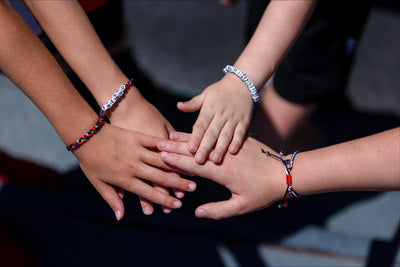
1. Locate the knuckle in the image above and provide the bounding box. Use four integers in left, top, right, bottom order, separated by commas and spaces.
193, 120, 206, 132
220, 130, 231, 140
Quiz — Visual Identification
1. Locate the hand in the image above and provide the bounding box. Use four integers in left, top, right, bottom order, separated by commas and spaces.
158, 132, 285, 220
109, 89, 186, 214
177, 76, 254, 164
74, 125, 197, 220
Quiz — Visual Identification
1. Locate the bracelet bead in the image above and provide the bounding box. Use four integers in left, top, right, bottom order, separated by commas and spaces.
100, 78, 134, 117
261, 149, 300, 208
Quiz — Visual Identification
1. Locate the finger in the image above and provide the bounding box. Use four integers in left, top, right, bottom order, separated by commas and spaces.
94, 182, 125, 221
121, 178, 183, 210
139, 196, 154, 215
153, 183, 173, 214
177, 94, 204, 113
195, 197, 243, 220
229, 123, 246, 154
169, 131, 191, 142
138, 134, 164, 149
188, 111, 214, 154
167, 171, 187, 199
158, 140, 192, 156
115, 187, 125, 199
194, 118, 227, 164
160, 151, 215, 181
142, 148, 186, 171
210, 121, 235, 163
173, 188, 185, 199
138, 163, 196, 192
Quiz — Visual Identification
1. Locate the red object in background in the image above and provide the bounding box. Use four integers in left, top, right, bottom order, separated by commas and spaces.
0, 174, 9, 185
78, 0, 109, 13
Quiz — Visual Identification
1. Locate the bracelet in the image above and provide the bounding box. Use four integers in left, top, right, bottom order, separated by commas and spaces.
223, 65, 260, 103
99, 78, 134, 118
261, 149, 300, 208
66, 117, 105, 151
66, 79, 133, 151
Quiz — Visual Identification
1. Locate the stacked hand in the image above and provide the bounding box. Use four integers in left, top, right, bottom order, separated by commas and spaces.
157, 132, 285, 220
177, 76, 254, 164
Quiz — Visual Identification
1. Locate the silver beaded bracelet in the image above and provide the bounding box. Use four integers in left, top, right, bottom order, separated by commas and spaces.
223, 65, 260, 103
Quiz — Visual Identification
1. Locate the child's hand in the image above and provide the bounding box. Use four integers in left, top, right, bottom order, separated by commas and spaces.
177, 77, 254, 164
158, 132, 284, 220
108, 90, 186, 214
74, 125, 197, 221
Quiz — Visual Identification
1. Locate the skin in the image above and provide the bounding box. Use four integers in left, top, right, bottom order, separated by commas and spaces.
23, 0, 191, 214
0, 1, 196, 220
179, 0, 316, 165
157, 128, 400, 220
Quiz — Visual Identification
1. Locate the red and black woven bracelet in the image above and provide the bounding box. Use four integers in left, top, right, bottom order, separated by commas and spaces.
66, 117, 105, 151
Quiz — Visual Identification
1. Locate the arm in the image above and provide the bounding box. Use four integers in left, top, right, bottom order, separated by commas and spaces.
177, 0, 316, 164
24, 0, 185, 213
157, 128, 400, 219
0, 1, 195, 219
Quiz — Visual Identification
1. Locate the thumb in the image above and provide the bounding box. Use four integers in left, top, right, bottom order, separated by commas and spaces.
195, 196, 243, 220
177, 93, 204, 113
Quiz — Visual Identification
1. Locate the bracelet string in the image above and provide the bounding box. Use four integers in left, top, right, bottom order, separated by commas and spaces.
261, 148, 300, 208
66, 78, 134, 151
223, 65, 260, 103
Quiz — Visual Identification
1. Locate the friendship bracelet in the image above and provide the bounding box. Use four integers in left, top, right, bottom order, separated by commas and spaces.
99, 78, 134, 118
261, 149, 300, 208
66, 79, 133, 152
66, 117, 105, 151
223, 65, 260, 103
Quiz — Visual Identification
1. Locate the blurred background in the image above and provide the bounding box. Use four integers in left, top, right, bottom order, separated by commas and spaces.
0, 0, 399, 266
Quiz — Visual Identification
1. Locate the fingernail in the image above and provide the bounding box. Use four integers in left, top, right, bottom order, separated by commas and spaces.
196, 209, 207, 218
188, 182, 196, 191
158, 140, 167, 149
176, 191, 184, 198
212, 154, 221, 163
160, 151, 169, 159
163, 207, 172, 214
230, 146, 238, 154
115, 210, 122, 221
173, 201, 182, 208
170, 132, 181, 140
143, 206, 153, 215
189, 144, 197, 153
195, 153, 204, 163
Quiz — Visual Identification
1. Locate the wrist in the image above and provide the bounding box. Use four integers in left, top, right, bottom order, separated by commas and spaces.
107, 86, 146, 126
223, 65, 260, 103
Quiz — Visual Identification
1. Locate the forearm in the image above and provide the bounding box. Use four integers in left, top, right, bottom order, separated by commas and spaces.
0, 1, 98, 145
293, 128, 400, 195
24, 0, 139, 106
233, 0, 315, 90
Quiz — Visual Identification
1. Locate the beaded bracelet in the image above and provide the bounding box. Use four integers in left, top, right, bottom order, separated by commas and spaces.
99, 78, 134, 118
66, 79, 134, 151
223, 65, 260, 103
261, 149, 300, 208
66, 117, 105, 151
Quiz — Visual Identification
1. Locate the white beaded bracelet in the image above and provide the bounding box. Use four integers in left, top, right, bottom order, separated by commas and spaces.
99, 78, 134, 117
223, 65, 260, 103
